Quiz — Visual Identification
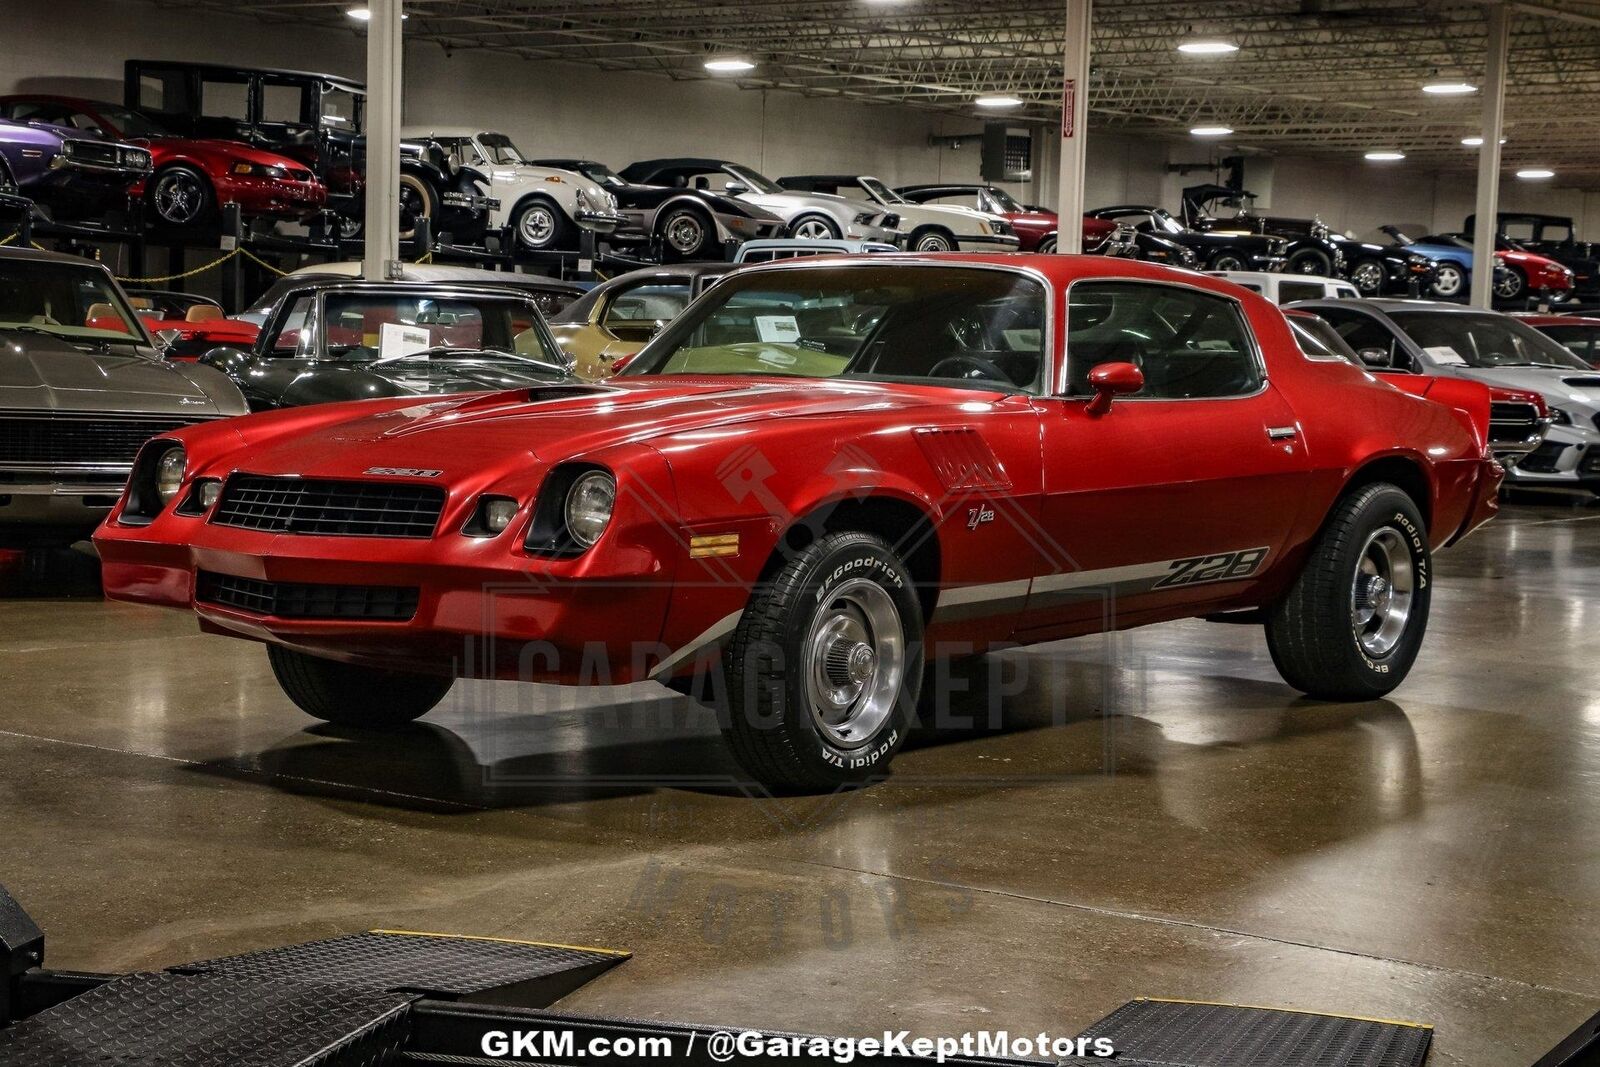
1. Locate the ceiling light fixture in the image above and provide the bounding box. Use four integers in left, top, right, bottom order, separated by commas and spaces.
1364, 150, 1406, 161
704, 57, 756, 72
1189, 126, 1234, 137
1422, 81, 1477, 95
1460, 136, 1507, 146
346, 7, 407, 19
975, 95, 1024, 108
1177, 40, 1239, 55
1517, 167, 1555, 179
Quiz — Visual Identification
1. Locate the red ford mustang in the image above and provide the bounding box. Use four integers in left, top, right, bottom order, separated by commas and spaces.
96, 255, 1502, 791
0, 95, 326, 228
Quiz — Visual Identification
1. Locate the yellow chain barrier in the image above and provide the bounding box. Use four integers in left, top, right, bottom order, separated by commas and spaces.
114, 247, 241, 284
415, 251, 434, 264
239, 248, 291, 277
0, 233, 16, 247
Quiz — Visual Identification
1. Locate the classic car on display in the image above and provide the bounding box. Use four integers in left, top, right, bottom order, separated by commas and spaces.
127, 290, 261, 360
1178, 183, 1346, 277
732, 238, 899, 263
1209, 272, 1360, 304
1377, 226, 1555, 303
778, 175, 1019, 252
893, 182, 1089, 252
547, 263, 737, 380
1087, 204, 1288, 271
1469, 212, 1600, 301
195, 279, 574, 411
96, 255, 1501, 791
235, 262, 586, 327
1514, 313, 1600, 367
0, 95, 326, 229
533, 158, 784, 260
618, 158, 901, 245
1284, 309, 1549, 466
1437, 231, 1575, 303
0, 246, 248, 546
124, 61, 497, 241
401, 129, 622, 251
1289, 298, 1598, 492
0, 117, 150, 220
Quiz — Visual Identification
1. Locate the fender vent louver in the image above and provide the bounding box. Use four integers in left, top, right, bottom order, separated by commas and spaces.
913, 426, 1011, 491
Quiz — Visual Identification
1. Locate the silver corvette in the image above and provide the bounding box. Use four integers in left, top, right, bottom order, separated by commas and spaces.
0, 248, 248, 545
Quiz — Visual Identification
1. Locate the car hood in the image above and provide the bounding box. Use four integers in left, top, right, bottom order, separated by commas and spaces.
232, 377, 992, 472
0, 336, 233, 415
485, 164, 612, 202
744, 191, 868, 220
1451, 366, 1600, 412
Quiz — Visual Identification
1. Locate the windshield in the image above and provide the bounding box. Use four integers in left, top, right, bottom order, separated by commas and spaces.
97, 104, 171, 139
1149, 210, 1186, 236
578, 162, 624, 187
267, 291, 560, 366
860, 177, 906, 205
626, 264, 1048, 393
477, 133, 528, 166
724, 165, 783, 194
0, 260, 147, 344
984, 186, 1024, 213
1389, 311, 1591, 370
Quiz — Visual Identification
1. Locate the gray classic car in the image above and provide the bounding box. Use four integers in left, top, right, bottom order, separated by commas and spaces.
0, 247, 248, 545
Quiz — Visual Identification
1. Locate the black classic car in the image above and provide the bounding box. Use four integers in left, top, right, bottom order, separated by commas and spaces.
196, 279, 575, 411
1085, 204, 1287, 271
0, 247, 249, 545
0, 118, 150, 220
1468, 212, 1600, 301
123, 60, 496, 241
533, 158, 782, 260
1179, 183, 1346, 277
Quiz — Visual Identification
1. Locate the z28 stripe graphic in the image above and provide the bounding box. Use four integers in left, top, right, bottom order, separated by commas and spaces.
934, 547, 1272, 620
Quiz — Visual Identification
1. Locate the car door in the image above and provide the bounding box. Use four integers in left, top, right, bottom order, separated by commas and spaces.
1020, 279, 1309, 637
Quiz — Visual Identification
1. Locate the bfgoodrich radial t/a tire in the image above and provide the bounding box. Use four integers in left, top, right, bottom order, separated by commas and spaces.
723, 531, 924, 792
1265, 483, 1431, 700
268, 645, 453, 728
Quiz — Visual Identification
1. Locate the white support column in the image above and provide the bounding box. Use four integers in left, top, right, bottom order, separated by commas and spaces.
1470, 5, 1509, 308
1055, 0, 1091, 254
362, 0, 403, 281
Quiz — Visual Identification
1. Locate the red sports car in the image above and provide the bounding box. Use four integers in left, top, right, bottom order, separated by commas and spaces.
95, 256, 1501, 791
0, 95, 326, 228
1514, 313, 1600, 367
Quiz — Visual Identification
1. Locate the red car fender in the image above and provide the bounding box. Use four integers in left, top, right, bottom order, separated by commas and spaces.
1374, 373, 1493, 457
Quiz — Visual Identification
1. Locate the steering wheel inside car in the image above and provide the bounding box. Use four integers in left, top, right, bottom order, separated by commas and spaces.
929, 353, 1011, 383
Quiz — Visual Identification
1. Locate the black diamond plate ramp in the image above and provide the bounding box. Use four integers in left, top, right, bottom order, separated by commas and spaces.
178, 930, 629, 1007
1075, 999, 1432, 1067
0, 971, 413, 1067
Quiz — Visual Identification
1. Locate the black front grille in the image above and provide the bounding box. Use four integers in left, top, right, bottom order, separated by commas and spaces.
1581, 449, 1600, 476
0, 413, 202, 469
212, 475, 446, 537
1488, 401, 1541, 444
66, 141, 120, 167
1519, 440, 1569, 473
197, 572, 420, 620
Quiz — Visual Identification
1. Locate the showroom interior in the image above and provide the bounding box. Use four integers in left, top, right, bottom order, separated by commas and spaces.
2, 1, 1600, 1065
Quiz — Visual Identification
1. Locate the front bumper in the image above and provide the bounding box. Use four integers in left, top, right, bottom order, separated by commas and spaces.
713, 212, 783, 243
1503, 424, 1600, 487
845, 221, 903, 245
952, 233, 1023, 252
0, 480, 126, 544
574, 209, 624, 234
213, 174, 328, 220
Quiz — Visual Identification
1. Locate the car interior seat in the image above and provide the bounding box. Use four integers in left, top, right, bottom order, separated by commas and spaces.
185, 305, 224, 323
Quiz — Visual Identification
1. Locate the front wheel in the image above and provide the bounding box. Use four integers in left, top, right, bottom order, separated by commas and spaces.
513, 196, 573, 251
1350, 258, 1388, 296
268, 645, 452, 728
909, 227, 954, 252
789, 213, 841, 241
397, 173, 438, 241
150, 166, 215, 228
1265, 483, 1431, 700
1208, 251, 1248, 272
1431, 262, 1466, 298
722, 531, 924, 792
1288, 248, 1333, 276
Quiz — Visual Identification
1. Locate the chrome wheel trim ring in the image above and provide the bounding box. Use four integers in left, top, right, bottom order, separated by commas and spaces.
803, 577, 905, 749
154, 171, 202, 223
1351, 526, 1416, 658
1352, 261, 1385, 293
519, 205, 557, 246
793, 217, 834, 240
664, 212, 705, 253
915, 232, 952, 252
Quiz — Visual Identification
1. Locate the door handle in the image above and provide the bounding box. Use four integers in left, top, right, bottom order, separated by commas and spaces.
1266, 426, 1298, 441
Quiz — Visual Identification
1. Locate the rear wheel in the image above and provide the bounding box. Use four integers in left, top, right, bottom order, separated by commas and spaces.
1494, 265, 1527, 302
1350, 258, 1388, 295
397, 173, 437, 240
658, 205, 711, 260
1208, 251, 1248, 272
1265, 483, 1431, 700
722, 531, 924, 792
1036, 234, 1058, 254
268, 645, 452, 728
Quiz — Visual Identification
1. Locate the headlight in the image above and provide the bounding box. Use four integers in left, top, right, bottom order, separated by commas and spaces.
230, 162, 289, 179
854, 211, 876, 225
156, 447, 187, 505
123, 148, 151, 169
565, 471, 615, 547
575, 188, 591, 211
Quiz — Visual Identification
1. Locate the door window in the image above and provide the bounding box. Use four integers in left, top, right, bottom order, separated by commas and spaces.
1303, 307, 1409, 370
267, 296, 315, 356
603, 283, 692, 341
1067, 282, 1263, 398
200, 77, 251, 121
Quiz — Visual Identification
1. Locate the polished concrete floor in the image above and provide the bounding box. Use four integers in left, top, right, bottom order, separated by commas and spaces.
3, 500, 1599, 1066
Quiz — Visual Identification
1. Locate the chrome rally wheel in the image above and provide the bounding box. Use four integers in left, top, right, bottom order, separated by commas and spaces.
804, 578, 905, 749
1351, 527, 1415, 658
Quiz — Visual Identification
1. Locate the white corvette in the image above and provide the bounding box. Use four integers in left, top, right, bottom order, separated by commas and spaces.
777, 174, 1021, 253
403, 127, 624, 251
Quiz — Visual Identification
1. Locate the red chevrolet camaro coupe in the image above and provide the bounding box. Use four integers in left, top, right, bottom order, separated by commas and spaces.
96, 255, 1502, 791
